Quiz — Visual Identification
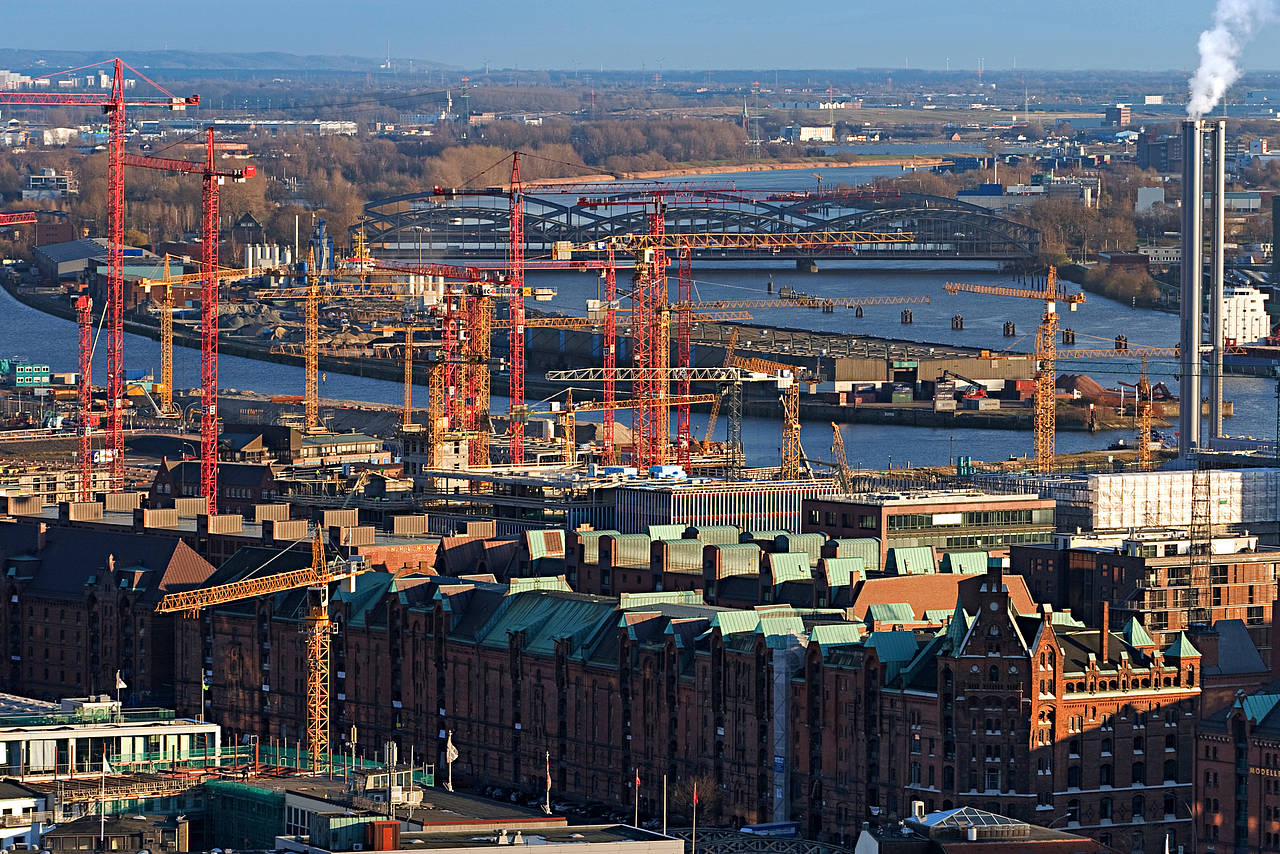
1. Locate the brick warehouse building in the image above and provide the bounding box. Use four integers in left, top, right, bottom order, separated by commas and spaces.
1012, 530, 1280, 649
159, 550, 1215, 850
0, 519, 218, 706
802, 490, 1056, 567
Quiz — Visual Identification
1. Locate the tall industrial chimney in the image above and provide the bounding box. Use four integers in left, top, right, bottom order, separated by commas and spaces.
1179, 120, 1204, 456
1209, 120, 1226, 440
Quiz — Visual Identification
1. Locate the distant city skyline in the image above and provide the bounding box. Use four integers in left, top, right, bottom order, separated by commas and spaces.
0, 0, 1276, 74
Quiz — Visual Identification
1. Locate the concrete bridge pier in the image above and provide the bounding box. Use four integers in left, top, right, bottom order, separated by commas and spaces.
796, 259, 818, 273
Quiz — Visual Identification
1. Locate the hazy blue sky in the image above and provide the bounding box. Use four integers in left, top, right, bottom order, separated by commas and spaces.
0, 0, 1275, 72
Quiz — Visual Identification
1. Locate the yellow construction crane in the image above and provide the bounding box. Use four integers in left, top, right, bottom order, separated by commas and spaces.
533, 392, 720, 465
155, 531, 365, 770
944, 268, 1084, 473
702, 327, 740, 446
728, 353, 809, 479
1138, 356, 1153, 466
830, 422, 854, 492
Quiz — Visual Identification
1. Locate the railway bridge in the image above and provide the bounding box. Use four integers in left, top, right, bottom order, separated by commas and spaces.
356, 188, 1040, 266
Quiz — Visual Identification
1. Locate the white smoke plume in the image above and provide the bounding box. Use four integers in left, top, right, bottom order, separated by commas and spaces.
1187, 0, 1276, 117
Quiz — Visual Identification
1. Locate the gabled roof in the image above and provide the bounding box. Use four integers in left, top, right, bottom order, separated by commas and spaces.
939, 550, 988, 575
820, 556, 864, 589
848, 573, 1035, 622
768, 552, 811, 586
0, 520, 216, 604
647, 524, 685, 542
826, 537, 880, 572
885, 546, 936, 575
809, 623, 864, 648
866, 602, 917, 625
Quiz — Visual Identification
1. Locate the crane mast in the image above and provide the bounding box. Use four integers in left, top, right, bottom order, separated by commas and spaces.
155, 532, 364, 769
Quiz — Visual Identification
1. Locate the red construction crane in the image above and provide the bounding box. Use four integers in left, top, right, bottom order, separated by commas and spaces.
0, 212, 37, 227
121, 128, 255, 513
0, 59, 198, 489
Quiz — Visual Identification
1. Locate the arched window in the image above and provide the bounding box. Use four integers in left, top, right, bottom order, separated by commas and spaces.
1102, 738, 1113, 754
1100, 764, 1113, 786
1132, 762, 1145, 786
1164, 759, 1178, 782
1131, 794, 1145, 822
1099, 797, 1112, 820
1164, 792, 1176, 818
988, 665, 999, 683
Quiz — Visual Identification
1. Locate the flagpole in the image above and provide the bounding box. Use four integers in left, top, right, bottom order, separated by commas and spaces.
691, 783, 697, 854
662, 774, 667, 837
544, 751, 551, 815
634, 768, 639, 828
99, 756, 106, 846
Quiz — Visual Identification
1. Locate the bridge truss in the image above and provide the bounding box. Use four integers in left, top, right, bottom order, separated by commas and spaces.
356, 189, 1040, 263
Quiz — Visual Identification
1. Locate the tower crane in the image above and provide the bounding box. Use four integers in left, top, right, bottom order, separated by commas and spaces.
944, 268, 1084, 473
830, 422, 854, 493
0, 212, 37, 227
529, 392, 719, 465
555, 227, 914, 469
122, 128, 256, 513
0, 58, 198, 489
155, 531, 364, 771
76, 295, 94, 502
1138, 356, 1153, 466
729, 353, 812, 479
545, 365, 802, 476
702, 327, 740, 449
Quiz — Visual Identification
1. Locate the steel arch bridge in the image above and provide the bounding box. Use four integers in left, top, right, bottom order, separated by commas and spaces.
357, 189, 1040, 264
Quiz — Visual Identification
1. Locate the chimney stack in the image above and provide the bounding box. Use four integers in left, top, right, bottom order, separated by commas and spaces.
1209, 120, 1227, 440
1179, 119, 1205, 457
1101, 599, 1111, 661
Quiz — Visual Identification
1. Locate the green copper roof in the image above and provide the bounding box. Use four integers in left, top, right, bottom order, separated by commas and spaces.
618, 590, 702, 608
809, 623, 864, 648
821, 556, 865, 589
1243, 693, 1280, 725
769, 552, 812, 586
885, 546, 935, 575
827, 538, 880, 572
866, 602, 917, 625
1122, 617, 1155, 649
774, 533, 827, 567
687, 526, 740, 545
1164, 631, 1201, 659
647, 524, 686, 542
710, 610, 761, 636
659, 538, 704, 573
940, 551, 988, 575
865, 629, 919, 663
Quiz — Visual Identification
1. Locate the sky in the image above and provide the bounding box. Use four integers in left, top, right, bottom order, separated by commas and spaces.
0, 0, 1275, 72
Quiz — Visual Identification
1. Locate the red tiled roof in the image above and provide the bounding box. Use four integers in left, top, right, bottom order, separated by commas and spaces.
850, 573, 1036, 621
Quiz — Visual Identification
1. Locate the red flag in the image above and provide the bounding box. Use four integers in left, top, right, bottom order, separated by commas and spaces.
635, 769, 641, 789
546, 754, 552, 792
692, 782, 698, 805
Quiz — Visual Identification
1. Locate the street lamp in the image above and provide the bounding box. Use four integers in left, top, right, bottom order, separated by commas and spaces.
949, 435, 955, 467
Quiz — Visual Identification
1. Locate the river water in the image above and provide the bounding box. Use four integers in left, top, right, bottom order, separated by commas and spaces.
5, 272, 1277, 470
